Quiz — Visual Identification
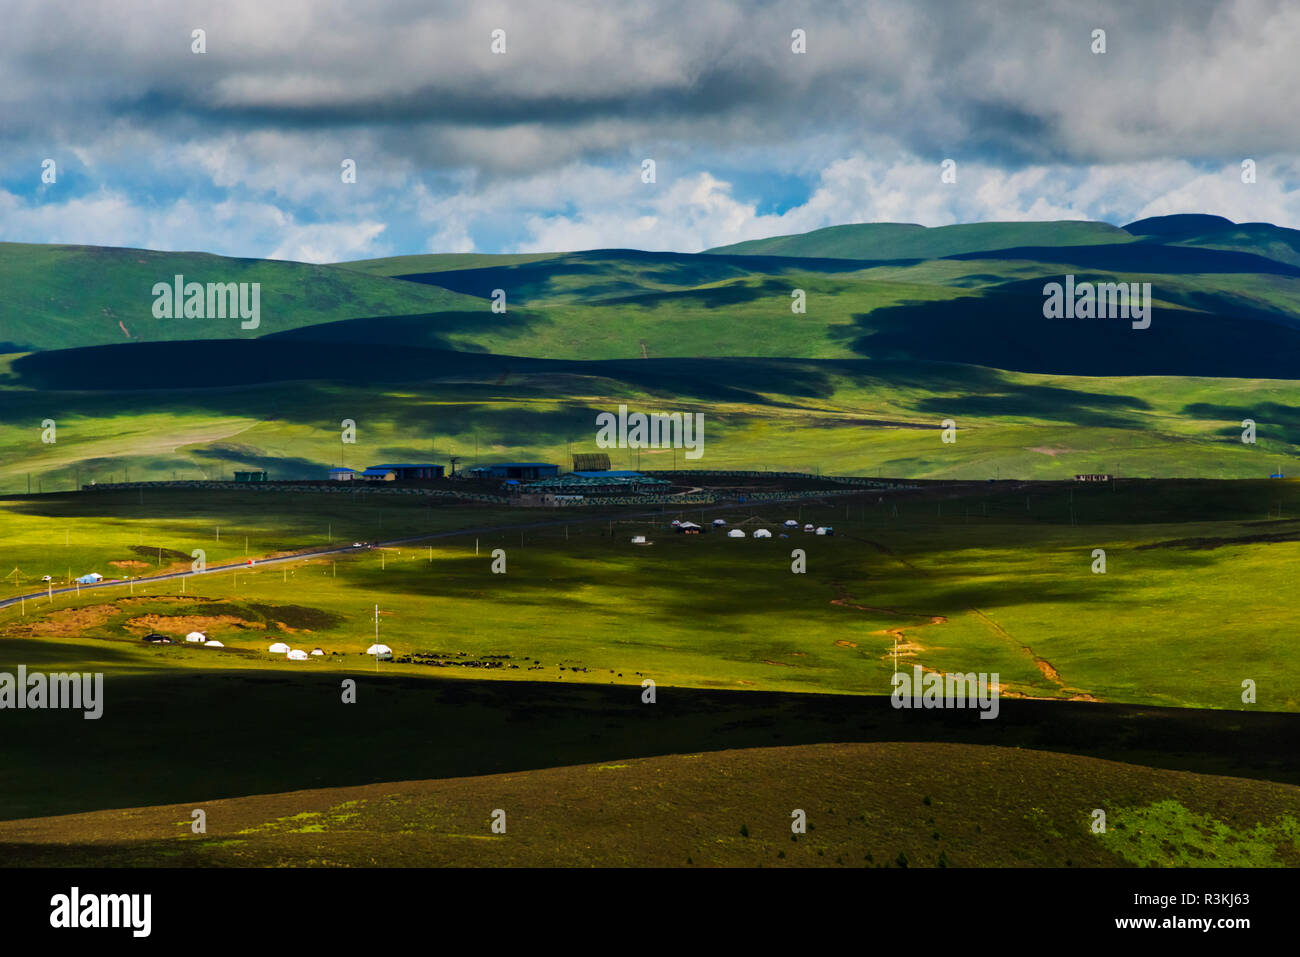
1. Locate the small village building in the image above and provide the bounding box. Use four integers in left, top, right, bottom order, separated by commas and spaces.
372, 464, 445, 480
234, 470, 268, 482
360, 467, 397, 482
329, 468, 358, 481
480, 463, 560, 480
1074, 474, 1112, 482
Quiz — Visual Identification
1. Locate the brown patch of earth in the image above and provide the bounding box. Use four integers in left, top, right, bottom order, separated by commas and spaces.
834, 639, 857, 648
124, 614, 260, 636
109, 560, 149, 569
15, 604, 119, 637
1027, 446, 1073, 457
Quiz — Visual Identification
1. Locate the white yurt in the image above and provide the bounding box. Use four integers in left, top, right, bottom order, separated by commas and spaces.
784, 519, 799, 527
185, 631, 206, 643
815, 526, 828, 536
631, 535, 647, 544
204, 640, 225, 648
712, 518, 727, 526
310, 648, 325, 656
286, 649, 309, 661
366, 643, 393, 659
727, 528, 746, 538
268, 641, 291, 654
670, 519, 682, 526
803, 524, 815, 532
754, 528, 773, 538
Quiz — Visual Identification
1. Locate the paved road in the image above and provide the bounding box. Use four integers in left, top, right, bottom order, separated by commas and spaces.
0, 497, 787, 611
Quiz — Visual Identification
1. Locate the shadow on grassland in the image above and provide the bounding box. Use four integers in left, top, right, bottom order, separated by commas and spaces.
0, 654, 1294, 821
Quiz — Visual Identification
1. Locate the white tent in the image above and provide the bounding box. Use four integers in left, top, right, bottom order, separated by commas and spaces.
366, 643, 393, 656
204, 640, 225, 648
784, 520, 799, 527
754, 528, 773, 538
286, 649, 309, 660
727, 528, 746, 538
185, 631, 206, 643
815, 527, 829, 536
803, 524, 815, 532
310, 648, 325, 656
712, 518, 727, 526
268, 641, 290, 654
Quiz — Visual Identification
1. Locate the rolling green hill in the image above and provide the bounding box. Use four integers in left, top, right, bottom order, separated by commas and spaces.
0, 242, 483, 352
706, 220, 1137, 259
3, 742, 1297, 866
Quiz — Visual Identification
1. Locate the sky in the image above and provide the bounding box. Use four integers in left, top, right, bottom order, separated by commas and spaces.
2, 0, 1299, 262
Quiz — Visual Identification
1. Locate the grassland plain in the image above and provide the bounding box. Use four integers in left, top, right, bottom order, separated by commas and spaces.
3, 482, 1298, 710
1, 742, 1297, 867
2, 356, 1298, 491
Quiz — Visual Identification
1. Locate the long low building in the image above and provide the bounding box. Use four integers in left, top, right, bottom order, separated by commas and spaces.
362, 463, 445, 481
517, 470, 671, 495
472, 463, 560, 480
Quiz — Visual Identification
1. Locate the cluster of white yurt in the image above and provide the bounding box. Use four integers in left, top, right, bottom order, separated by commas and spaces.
268, 639, 332, 660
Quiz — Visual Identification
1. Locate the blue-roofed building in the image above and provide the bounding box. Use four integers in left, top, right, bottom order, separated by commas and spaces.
365, 463, 445, 481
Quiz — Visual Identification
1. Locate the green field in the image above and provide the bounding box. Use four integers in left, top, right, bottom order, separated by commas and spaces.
2, 216, 1299, 867
3, 742, 1297, 867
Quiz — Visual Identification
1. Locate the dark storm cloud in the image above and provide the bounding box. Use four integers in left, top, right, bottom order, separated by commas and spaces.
3, 0, 1297, 173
